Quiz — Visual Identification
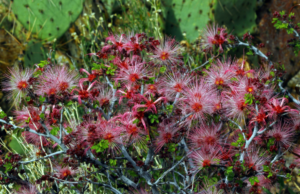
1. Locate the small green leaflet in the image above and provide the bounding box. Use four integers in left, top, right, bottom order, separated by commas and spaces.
50, 126, 60, 136
249, 176, 259, 185
0, 111, 7, 119
91, 139, 109, 153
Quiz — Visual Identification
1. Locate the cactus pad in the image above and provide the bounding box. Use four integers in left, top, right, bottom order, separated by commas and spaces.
24, 41, 46, 68
213, 0, 257, 36
12, 0, 84, 41
161, 0, 213, 41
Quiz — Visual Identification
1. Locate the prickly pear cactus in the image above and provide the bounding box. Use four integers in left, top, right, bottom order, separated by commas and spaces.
11, 0, 84, 41
161, 0, 213, 41
213, 0, 257, 36
24, 41, 46, 68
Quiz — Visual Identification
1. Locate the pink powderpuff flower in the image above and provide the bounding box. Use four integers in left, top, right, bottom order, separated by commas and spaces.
14, 184, 38, 194
234, 77, 257, 94
36, 81, 59, 96
154, 121, 179, 153
117, 83, 138, 104
144, 82, 159, 96
116, 112, 145, 144
54, 165, 79, 180
265, 97, 298, 118
267, 122, 295, 148
132, 95, 167, 114
201, 24, 228, 52
231, 58, 254, 78
186, 78, 215, 101
79, 68, 100, 84
151, 37, 181, 65
249, 107, 268, 126
244, 175, 271, 194
190, 145, 222, 170
23, 131, 51, 147
2, 67, 33, 106
123, 33, 146, 55
245, 146, 271, 172
114, 60, 151, 84
39, 66, 79, 93
158, 72, 191, 101
100, 122, 123, 154
188, 123, 222, 148
71, 81, 97, 104
223, 93, 247, 123
96, 84, 113, 107
112, 56, 130, 70
205, 58, 235, 87
102, 33, 126, 53
179, 84, 215, 127
15, 107, 41, 128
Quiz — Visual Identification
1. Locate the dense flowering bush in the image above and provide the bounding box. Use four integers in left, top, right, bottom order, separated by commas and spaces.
1, 12, 300, 194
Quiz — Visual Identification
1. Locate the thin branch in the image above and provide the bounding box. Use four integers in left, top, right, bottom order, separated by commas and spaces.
19, 151, 65, 165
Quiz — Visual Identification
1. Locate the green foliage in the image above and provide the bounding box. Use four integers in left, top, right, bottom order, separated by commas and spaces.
214, 0, 257, 36
267, 137, 275, 149
231, 133, 245, 147
249, 176, 259, 185
148, 114, 159, 124
161, 0, 212, 41
12, 0, 84, 41
168, 143, 177, 152
37, 60, 49, 68
159, 66, 167, 73
166, 104, 173, 114
24, 41, 46, 68
91, 139, 109, 153
244, 93, 254, 105
50, 126, 60, 136
66, 127, 73, 133
109, 159, 117, 166
39, 96, 46, 104
0, 111, 7, 119
225, 166, 235, 181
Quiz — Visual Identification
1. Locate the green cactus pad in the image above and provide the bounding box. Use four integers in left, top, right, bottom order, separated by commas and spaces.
24, 41, 46, 68
12, 0, 84, 41
213, 0, 257, 36
161, 0, 213, 41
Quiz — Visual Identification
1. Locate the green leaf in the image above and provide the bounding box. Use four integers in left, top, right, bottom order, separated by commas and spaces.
249, 176, 259, 185
50, 126, 60, 136
39, 96, 46, 103
168, 143, 177, 152
279, 10, 285, 16
40, 113, 45, 120
225, 166, 235, 181
246, 50, 253, 55
37, 60, 48, 68
263, 165, 270, 172
159, 66, 167, 73
65, 101, 73, 106
25, 117, 30, 124
26, 97, 31, 102
109, 159, 117, 166
270, 71, 275, 76
244, 93, 254, 105
287, 28, 294, 34
263, 188, 273, 194
91, 139, 109, 153
0, 111, 7, 119
231, 142, 239, 147
66, 127, 73, 133
4, 163, 13, 172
